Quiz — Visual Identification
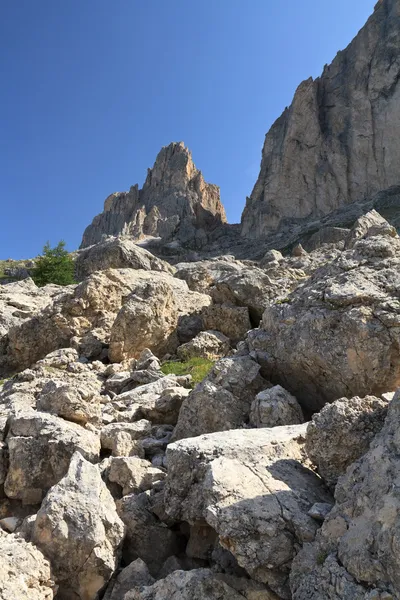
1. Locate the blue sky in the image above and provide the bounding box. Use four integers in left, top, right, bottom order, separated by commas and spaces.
1, 0, 376, 259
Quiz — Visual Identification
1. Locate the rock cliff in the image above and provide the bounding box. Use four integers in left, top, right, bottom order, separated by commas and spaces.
241, 0, 400, 237
81, 142, 227, 249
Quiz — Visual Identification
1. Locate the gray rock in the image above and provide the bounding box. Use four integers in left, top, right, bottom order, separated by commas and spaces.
241, 0, 400, 238
80, 142, 226, 250
75, 237, 172, 279
250, 385, 304, 428
306, 395, 388, 489
0, 530, 56, 599
164, 425, 332, 598
32, 452, 125, 600
172, 356, 266, 440
248, 217, 400, 411
117, 492, 186, 576
5, 411, 100, 504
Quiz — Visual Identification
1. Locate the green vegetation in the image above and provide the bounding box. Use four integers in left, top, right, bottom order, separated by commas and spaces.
32, 241, 75, 287
316, 551, 328, 565
161, 357, 215, 387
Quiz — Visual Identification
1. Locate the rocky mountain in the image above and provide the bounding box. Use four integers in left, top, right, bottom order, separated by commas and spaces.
81, 142, 227, 250
241, 0, 400, 237
3, 2, 400, 599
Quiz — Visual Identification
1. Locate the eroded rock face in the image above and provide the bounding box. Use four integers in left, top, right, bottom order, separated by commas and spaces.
0, 530, 56, 600
32, 452, 125, 600
241, 0, 400, 237
172, 356, 266, 440
75, 238, 173, 279
81, 142, 227, 250
291, 390, 400, 599
108, 271, 211, 362
5, 411, 100, 504
117, 492, 185, 575
123, 569, 279, 600
177, 330, 230, 361
165, 425, 332, 598
248, 215, 400, 411
250, 385, 304, 428
306, 395, 388, 489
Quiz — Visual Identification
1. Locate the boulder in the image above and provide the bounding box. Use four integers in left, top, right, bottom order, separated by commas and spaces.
100, 421, 152, 457
202, 304, 251, 343
174, 257, 245, 294
33, 452, 125, 600
165, 425, 332, 598
117, 492, 186, 575
0, 530, 56, 599
177, 330, 230, 360
107, 456, 166, 496
172, 356, 266, 440
103, 559, 154, 600
102, 376, 185, 424
123, 569, 279, 600
36, 379, 102, 425
248, 219, 400, 411
250, 385, 304, 428
75, 237, 173, 279
5, 411, 100, 504
344, 209, 397, 249
291, 390, 400, 599
306, 395, 388, 489
108, 272, 211, 362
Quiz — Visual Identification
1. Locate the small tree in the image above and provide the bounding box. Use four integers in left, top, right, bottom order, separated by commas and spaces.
32, 241, 75, 286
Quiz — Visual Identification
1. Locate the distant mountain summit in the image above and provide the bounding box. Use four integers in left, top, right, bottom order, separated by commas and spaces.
81, 0, 400, 256
81, 142, 227, 249
241, 0, 400, 237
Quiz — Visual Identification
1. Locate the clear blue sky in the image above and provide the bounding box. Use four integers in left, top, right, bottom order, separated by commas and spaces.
1, 0, 376, 259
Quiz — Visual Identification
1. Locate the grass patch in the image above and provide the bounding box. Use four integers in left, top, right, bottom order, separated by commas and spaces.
161, 357, 215, 387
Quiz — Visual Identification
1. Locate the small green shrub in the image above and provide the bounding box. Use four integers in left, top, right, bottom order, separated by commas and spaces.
161, 357, 214, 387
32, 241, 75, 287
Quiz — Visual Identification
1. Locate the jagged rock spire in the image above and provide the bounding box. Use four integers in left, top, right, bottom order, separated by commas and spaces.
80, 142, 226, 249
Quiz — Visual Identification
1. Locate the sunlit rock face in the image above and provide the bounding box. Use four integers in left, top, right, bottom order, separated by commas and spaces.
241, 0, 400, 238
80, 142, 227, 249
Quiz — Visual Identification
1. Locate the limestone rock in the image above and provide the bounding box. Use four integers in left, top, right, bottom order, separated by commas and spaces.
36, 379, 102, 425
344, 209, 397, 249
81, 142, 226, 250
5, 411, 100, 504
0, 530, 56, 599
175, 257, 245, 294
103, 559, 154, 600
123, 569, 279, 600
250, 385, 304, 428
202, 303, 251, 342
108, 271, 211, 362
165, 425, 332, 598
75, 237, 173, 279
248, 219, 400, 411
177, 330, 230, 360
291, 389, 400, 599
102, 376, 186, 424
172, 356, 266, 440
107, 456, 166, 496
117, 492, 186, 575
241, 0, 400, 237
101, 421, 152, 456
0, 278, 63, 339
306, 395, 388, 489
32, 452, 125, 600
